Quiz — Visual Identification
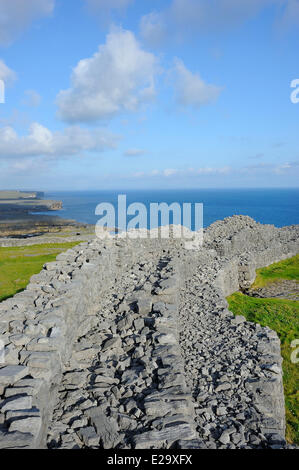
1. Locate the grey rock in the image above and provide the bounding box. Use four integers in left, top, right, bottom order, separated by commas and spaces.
85, 407, 120, 449
77, 426, 99, 446
1, 395, 32, 412
133, 423, 196, 449
102, 337, 122, 352
0, 366, 29, 385
0, 430, 34, 449
219, 431, 231, 445
9, 416, 42, 436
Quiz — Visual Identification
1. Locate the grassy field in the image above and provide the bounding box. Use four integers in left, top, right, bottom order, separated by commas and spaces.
0, 242, 81, 302
252, 254, 299, 288
227, 254, 299, 445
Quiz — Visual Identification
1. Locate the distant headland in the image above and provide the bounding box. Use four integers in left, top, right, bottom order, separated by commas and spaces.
0, 190, 90, 239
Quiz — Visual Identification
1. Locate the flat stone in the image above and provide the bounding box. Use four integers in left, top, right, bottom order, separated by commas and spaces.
9, 335, 31, 346
9, 416, 42, 436
0, 430, 34, 449
232, 315, 246, 324
0, 366, 29, 385
156, 333, 176, 345
118, 413, 138, 431
267, 433, 286, 446
1, 395, 32, 412
102, 337, 122, 352
178, 439, 206, 449
219, 431, 231, 445
85, 407, 120, 449
63, 371, 89, 387
94, 375, 119, 385
21, 351, 59, 370
158, 278, 177, 295
137, 297, 153, 315
216, 407, 227, 416
144, 398, 192, 418
133, 423, 196, 449
133, 318, 145, 331
73, 348, 98, 362
121, 369, 139, 385
5, 409, 41, 422
215, 382, 232, 392
77, 426, 99, 447
261, 363, 281, 374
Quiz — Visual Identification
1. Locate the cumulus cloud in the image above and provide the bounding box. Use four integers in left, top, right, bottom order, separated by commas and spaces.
22, 90, 41, 107
140, 0, 299, 44
0, 0, 54, 46
124, 148, 146, 157
173, 58, 222, 108
139, 12, 167, 47
0, 59, 16, 84
0, 123, 119, 159
56, 29, 158, 123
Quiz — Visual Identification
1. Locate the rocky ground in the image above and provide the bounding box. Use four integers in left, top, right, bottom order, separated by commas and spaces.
178, 257, 286, 449
247, 280, 299, 301
47, 250, 199, 449
46, 240, 288, 449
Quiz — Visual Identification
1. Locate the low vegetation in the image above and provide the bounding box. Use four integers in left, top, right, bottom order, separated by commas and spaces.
0, 242, 81, 302
228, 254, 299, 445
252, 254, 299, 288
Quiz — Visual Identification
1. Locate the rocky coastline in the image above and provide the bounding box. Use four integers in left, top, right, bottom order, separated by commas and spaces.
0, 190, 91, 239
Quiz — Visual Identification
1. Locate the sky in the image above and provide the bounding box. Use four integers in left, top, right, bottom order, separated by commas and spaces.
0, 0, 299, 190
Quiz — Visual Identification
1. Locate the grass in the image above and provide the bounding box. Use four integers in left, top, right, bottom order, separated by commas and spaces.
227, 254, 299, 445
252, 254, 299, 288
0, 242, 81, 302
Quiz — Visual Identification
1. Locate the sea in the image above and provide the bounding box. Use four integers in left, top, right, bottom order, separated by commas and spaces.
43, 188, 299, 230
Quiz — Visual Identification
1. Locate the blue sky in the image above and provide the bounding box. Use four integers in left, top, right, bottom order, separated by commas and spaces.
0, 0, 299, 190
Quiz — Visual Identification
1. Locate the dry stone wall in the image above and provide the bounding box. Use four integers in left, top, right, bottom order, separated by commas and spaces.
0, 216, 298, 449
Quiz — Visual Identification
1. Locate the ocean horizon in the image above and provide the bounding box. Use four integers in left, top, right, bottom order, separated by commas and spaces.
43, 188, 299, 229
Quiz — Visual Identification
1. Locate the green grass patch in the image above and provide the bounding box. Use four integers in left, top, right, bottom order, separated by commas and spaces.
0, 242, 81, 302
252, 254, 299, 288
228, 257, 299, 444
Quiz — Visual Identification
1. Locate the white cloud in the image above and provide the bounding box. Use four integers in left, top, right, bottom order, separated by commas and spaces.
126, 162, 299, 181
85, 0, 133, 11
0, 0, 54, 46
139, 12, 166, 47
129, 166, 231, 179
169, 0, 274, 31
22, 90, 41, 107
163, 168, 178, 177
174, 58, 222, 108
140, 0, 299, 43
0, 59, 16, 84
124, 148, 146, 157
0, 123, 120, 159
56, 29, 158, 123
241, 161, 299, 175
